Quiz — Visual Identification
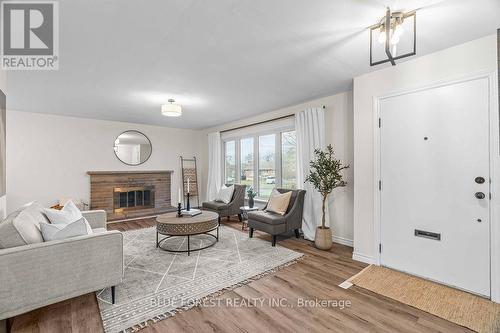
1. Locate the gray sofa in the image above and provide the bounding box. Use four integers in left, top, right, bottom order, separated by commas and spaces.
202, 184, 247, 222
0, 202, 123, 327
248, 188, 306, 246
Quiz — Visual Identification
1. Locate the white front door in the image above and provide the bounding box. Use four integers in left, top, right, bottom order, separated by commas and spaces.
379, 77, 491, 297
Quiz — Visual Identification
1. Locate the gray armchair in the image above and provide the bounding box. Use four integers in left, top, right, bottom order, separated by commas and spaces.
202, 184, 247, 222
248, 188, 306, 246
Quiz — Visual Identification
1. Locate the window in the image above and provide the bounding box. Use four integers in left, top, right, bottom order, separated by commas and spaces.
224, 140, 236, 184
281, 131, 297, 189
258, 134, 276, 198
240, 137, 254, 189
222, 126, 297, 200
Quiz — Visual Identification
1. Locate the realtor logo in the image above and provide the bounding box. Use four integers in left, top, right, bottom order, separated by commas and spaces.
1, 1, 59, 70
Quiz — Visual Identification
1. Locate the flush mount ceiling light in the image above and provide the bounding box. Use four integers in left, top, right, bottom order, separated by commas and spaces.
369, 8, 416, 66
161, 99, 182, 117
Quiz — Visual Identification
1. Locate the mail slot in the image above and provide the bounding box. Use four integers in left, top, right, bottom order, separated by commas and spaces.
414, 229, 441, 241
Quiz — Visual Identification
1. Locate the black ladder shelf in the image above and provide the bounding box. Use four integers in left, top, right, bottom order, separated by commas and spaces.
180, 156, 200, 208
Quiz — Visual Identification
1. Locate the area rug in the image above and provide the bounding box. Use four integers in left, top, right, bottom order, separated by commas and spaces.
348, 265, 500, 333
96, 225, 303, 332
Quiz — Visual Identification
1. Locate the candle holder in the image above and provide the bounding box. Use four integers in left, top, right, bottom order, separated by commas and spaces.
177, 202, 182, 217
186, 193, 191, 211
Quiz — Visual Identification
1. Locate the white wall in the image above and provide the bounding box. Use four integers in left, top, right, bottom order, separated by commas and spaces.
0, 68, 5, 218
202, 91, 354, 246
6, 111, 205, 213
353, 34, 498, 263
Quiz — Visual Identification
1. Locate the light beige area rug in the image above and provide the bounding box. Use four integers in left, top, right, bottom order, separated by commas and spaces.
348, 265, 500, 333
97, 225, 303, 333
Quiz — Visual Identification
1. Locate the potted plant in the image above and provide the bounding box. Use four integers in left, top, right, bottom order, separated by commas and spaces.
247, 187, 257, 208
305, 144, 349, 250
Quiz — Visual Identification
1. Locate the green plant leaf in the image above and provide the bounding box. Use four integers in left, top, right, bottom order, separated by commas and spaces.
304, 144, 349, 228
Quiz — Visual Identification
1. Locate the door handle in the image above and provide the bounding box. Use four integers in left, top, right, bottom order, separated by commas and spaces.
475, 192, 486, 199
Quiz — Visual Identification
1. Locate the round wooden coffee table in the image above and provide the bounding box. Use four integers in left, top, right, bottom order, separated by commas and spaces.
156, 211, 219, 256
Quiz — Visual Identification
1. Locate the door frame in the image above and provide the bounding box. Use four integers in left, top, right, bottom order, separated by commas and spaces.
372, 71, 500, 302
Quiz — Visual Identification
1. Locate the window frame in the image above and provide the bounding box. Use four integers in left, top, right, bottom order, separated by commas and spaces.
223, 140, 237, 185
280, 130, 297, 190
239, 136, 255, 193
221, 125, 295, 200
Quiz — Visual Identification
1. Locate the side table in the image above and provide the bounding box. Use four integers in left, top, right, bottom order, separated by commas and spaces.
239, 206, 259, 230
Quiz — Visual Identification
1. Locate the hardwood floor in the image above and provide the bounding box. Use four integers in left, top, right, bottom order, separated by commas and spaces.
10, 217, 473, 333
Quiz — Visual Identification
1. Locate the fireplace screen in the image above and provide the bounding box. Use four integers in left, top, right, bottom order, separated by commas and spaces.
114, 186, 155, 211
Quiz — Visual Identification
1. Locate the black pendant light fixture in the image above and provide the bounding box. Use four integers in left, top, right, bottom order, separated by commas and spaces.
370, 8, 416, 66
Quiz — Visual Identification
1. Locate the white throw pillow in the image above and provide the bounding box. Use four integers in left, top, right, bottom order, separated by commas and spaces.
0, 202, 47, 249
215, 185, 235, 204
44, 200, 82, 225
266, 189, 292, 215
40, 218, 92, 241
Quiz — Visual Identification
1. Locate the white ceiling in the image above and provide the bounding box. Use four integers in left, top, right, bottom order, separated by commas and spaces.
6, 0, 500, 129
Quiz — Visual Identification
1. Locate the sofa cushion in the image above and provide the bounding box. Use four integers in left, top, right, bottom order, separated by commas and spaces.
40, 218, 93, 241
248, 210, 286, 225
0, 202, 47, 249
266, 189, 292, 215
92, 227, 108, 234
202, 201, 228, 211
44, 200, 83, 225
215, 185, 234, 204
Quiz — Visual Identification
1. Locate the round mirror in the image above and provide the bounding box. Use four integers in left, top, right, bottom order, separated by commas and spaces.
113, 130, 152, 165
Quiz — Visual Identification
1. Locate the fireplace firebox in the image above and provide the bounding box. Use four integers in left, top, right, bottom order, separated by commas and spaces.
114, 186, 155, 212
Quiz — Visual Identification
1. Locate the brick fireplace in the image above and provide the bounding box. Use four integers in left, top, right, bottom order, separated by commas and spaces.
87, 170, 175, 221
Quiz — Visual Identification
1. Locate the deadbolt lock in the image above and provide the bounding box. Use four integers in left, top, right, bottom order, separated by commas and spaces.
475, 192, 486, 199
475, 177, 485, 184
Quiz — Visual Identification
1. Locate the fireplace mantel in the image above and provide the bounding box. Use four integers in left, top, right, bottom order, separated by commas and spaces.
88, 170, 175, 221
87, 170, 174, 175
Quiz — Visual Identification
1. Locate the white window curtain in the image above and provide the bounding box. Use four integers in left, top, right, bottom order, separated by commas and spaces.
206, 132, 222, 201
296, 108, 327, 241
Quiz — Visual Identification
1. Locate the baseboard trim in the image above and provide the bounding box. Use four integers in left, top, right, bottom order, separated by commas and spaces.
352, 252, 375, 264
106, 215, 159, 224
332, 235, 353, 247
